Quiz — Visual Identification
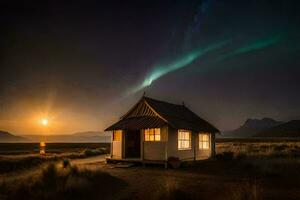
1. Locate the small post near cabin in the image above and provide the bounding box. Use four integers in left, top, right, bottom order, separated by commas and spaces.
40, 141, 46, 155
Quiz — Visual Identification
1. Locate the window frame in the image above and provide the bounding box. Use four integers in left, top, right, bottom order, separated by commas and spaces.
178, 129, 192, 150
199, 133, 210, 150
144, 128, 161, 142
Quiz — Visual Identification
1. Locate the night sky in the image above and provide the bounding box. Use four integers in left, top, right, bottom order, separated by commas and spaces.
1, 0, 300, 135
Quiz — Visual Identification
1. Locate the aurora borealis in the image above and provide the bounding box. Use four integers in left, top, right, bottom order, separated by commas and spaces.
1, 0, 300, 134
132, 39, 230, 93
133, 33, 283, 93
215, 34, 282, 63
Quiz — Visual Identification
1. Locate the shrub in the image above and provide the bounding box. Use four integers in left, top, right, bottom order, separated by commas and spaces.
62, 159, 70, 168
274, 144, 288, 151
216, 151, 234, 161
236, 152, 247, 160
168, 157, 181, 168
82, 148, 106, 157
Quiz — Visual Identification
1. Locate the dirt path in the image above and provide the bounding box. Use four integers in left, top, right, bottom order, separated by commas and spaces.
70, 154, 108, 165
73, 160, 300, 200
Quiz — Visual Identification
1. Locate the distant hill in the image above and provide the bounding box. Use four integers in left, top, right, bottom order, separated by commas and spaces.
223, 118, 283, 137
24, 131, 111, 143
0, 130, 28, 142
72, 131, 111, 137
255, 120, 300, 137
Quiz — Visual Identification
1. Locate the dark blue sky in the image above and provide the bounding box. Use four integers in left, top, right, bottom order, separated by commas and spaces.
1, 0, 300, 134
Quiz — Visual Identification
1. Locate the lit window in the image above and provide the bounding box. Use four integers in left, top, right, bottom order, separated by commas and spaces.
199, 133, 210, 149
178, 130, 191, 150
113, 130, 122, 141
144, 128, 161, 141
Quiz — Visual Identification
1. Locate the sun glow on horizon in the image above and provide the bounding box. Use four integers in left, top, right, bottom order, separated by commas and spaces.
40, 118, 49, 126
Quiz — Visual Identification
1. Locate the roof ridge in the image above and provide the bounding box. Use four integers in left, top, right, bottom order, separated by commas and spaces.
143, 96, 184, 107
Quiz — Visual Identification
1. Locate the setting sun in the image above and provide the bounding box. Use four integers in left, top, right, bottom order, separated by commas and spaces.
41, 118, 48, 126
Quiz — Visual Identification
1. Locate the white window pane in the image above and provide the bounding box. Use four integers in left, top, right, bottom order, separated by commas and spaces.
204, 134, 208, 142
150, 128, 154, 135
199, 134, 202, 149
149, 134, 154, 141
155, 128, 161, 141
144, 129, 149, 141
199, 133, 210, 149
182, 141, 185, 148
155, 134, 160, 141
178, 130, 191, 149
184, 141, 187, 148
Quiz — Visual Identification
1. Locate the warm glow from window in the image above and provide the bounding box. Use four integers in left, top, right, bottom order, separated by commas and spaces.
144, 128, 161, 141
113, 130, 122, 141
199, 133, 210, 149
178, 130, 191, 150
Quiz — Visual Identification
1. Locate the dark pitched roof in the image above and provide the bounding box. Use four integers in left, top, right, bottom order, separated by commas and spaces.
144, 97, 219, 133
104, 116, 166, 131
105, 96, 219, 133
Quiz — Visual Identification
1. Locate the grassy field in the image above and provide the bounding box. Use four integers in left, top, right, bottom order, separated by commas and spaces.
0, 143, 109, 174
216, 138, 300, 157
0, 143, 110, 155
0, 140, 300, 199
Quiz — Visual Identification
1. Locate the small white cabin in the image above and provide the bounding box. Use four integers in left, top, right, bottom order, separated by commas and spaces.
105, 96, 219, 166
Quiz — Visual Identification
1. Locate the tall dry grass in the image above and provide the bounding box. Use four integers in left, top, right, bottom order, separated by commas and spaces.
228, 179, 262, 200
0, 162, 126, 200
0, 148, 107, 174
216, 141, 300, 157
216, 141, 300, 180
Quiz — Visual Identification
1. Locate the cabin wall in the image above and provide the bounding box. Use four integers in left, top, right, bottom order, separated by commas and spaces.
167, 127, 195, 161
142, 125, 168, 161
111, 126, 216, 161
167, 128, 215, 161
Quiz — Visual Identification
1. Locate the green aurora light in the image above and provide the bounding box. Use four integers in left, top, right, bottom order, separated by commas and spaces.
214, 34, 282, 62
130, 34, 283, 94
131, 39, 230, 93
